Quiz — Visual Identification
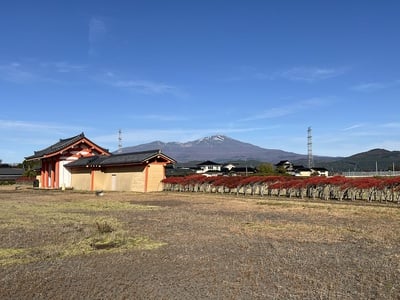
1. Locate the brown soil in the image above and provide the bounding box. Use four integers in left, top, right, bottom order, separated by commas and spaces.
1, 187, 399, 299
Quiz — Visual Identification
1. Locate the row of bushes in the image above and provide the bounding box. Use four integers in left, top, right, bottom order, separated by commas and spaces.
162, 175, 400, 203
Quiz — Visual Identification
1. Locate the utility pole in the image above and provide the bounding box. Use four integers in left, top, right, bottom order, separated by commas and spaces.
307, 127, 313, 168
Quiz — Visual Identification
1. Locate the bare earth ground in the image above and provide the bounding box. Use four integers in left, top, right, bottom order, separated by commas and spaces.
0, 186, 399, 299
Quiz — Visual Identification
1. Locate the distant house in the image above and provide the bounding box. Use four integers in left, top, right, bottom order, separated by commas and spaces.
311, 167, 329, 177
165, 162, 196, 177
275, 160, 329, 177
275, 160, 294, 172
25, 133, 175, 192
294, 166, 329, 177
196, 160, 222, 174
166, 161, 224, 177
0, 165, 24, 183
222, 163, 257, 176
222, 163, 235, 171
294, 167, 312, 177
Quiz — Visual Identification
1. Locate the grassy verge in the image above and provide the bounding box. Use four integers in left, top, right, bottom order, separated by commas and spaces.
0, 194, 165, 266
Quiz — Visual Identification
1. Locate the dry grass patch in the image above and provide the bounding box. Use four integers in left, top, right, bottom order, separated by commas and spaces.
0, 191, 165, 266
239, 199, 400, 244
1, 189, 400, 299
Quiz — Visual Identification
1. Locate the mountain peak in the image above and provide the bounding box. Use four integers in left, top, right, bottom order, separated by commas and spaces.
197, 135, 227, 143
118, 135, 306, 163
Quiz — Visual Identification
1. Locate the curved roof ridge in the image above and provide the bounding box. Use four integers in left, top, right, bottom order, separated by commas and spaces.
25, 132, 109, 160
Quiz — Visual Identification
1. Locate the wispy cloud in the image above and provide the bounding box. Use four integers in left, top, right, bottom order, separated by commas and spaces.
89, 17, 107, 43
0, 62, 37, 83
113, 80, 177, 94
241, 98, 329, 121
99, 71, 185, 96
0, 61, 86, 84
339, 122, 400, 139
0, 119, 85, 133
342, 123, 367, 131
222, 66, 274, 82
279, 67, 347, 82
40, 61, 86, 73
380, 122, 400, 129
351, 79, 400, 92
337, 124, 383, 138
223, 65, 347, 83
0, 120, 91, 159
88, 17, 107, 56
135, 114, 190, 122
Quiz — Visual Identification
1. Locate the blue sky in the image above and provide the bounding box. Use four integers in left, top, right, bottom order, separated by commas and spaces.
1, 1, 400, 163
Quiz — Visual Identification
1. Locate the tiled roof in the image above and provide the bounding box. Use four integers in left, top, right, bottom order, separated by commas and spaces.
0, 167, 24, 180
99, 150, 163, 166
64, 155, 108, 168
25, 133, 85, 159
66, 149, 175, 168
0, 167, 24, 176
25, 133, 109, 160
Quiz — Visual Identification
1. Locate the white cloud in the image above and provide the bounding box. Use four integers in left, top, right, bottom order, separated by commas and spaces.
0, 61, 86, 84
0, 62, 37, 83
135, 114, 190, 122
113, 80, 176, 94
98, 71, 186, 97
0, 120, 85, 133
40, 61, 86, 73
279, 67, 347, 82
222, 65, 347, 83
381, 122, 400, 129
0, 120, 93, 162
88, 17, 107, 56
351, 80, 400, 92
342, 123, 366, 131
89, 17, 107, 43
241, 98, 329, 121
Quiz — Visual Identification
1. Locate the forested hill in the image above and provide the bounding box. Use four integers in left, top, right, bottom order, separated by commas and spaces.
316, 149, 400, 172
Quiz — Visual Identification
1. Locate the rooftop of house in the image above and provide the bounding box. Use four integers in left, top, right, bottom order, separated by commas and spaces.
0, 167, 24, 176
197, 160, 221, 166
0, 166, 24, 180
312, 167, 329, 171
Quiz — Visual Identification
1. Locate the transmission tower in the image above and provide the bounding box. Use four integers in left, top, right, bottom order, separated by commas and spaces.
307, 127, 313, 168
118, 129, 122, 153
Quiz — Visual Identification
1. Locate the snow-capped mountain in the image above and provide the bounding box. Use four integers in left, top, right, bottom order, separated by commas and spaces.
117, 135, 309, 163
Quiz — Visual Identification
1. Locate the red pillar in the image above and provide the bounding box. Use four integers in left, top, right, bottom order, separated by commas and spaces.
50, 162, 55, 188
44, 161, 49, 188
41, 166, 45, 188
55, 161, 60, 188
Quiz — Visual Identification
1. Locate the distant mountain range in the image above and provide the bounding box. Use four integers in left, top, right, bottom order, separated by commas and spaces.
119, 135, 335, 164
119, 135, 400, 172
320, 148, 400, 172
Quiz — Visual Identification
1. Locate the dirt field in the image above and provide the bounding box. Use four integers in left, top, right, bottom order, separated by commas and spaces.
1, 186, 399, 299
